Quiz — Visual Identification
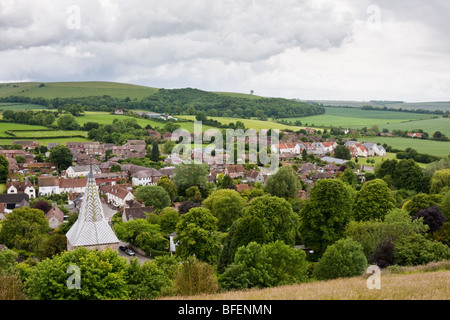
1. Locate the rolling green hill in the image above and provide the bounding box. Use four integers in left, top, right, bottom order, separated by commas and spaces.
0, 82, 159, 100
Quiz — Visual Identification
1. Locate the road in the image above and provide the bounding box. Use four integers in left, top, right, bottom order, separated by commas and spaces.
101, 200, 150, 264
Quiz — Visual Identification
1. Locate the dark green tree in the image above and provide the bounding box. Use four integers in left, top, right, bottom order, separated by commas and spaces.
135, 185, 171, 210
353, 179, 396, 221
265, 166, 301, 199
313, 238, 368, 280
48, 145, 73, 172
150, 143, 160, 162
299, 179, 354, 260
333, 145, 352, 160
175, 208, 221, 264
0, 155, 9, 182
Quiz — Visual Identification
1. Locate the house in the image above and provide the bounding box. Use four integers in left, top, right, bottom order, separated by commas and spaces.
224, 164, 245, 178
147, 130, 162, 141
346, 142, 369, 158
94, 172, 128, 186
46, 204, 65, 229
270, 143, 299, 154
131, 169, 163, 186
309, 172, 334, 181
38, 176, 60, 196
101, 185, 135, 208
407, 132, 423, 138
298, 163, 319, 175
0, 194, 30, 214
66, 165, 101, 178
59, 178, 88, 195
115, 108, 124, 115
158, 166, 176, 179
12, 140, 40, 150
7, 158, 19, 173
235, 184, 252, 193
246, 169, 266, 184
363, 143, 387, 157
0, 150, 26, 159
122, 205, 154, 222
321, 142, 338, 152
6, 180, 36, 199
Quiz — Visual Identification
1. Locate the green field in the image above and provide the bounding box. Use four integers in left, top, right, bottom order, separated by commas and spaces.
76, 112, 216, 132
284, 107, 437, 128
0, 82, 159, 100
307, 100, 450, 111
0, 102, 46, 111
359, 137, 450, 157
380, 117, 450, 137
0, 122, 51, 136
178, 115, 307, 131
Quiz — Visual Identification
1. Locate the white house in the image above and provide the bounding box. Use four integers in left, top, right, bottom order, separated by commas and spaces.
38, 177, 60, 196
103, 185, 135, 208
66, 165, 101, 178
59, 178, 87, 195
7, 180, 36, 199
363, 143, 387, 157
131, 169, 163, 187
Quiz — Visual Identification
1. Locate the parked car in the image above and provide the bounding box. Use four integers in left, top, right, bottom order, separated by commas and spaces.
125, 248, 135, 256
119, 245, 127, 251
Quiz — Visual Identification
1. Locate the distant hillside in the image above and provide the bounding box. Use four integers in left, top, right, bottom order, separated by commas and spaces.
0, 81, 160, 100
0, 82, 325, 119
305, 99, 450, 112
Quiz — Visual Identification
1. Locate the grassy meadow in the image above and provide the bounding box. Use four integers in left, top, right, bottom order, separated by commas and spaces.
76, 112, 216, 132
178, 115, 307, 131
163, 266, 450, 300
284, 107, 437, 128
0, 102, 46, 111
359, 137, 450, 157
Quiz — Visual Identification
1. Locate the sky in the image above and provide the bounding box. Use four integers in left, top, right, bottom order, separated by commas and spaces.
0, 0, 449, 102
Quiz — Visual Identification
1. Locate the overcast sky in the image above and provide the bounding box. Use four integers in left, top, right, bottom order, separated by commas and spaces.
0, 0, 449, 101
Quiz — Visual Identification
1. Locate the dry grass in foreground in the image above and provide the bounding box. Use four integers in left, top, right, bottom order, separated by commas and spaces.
162, 269, 450, 300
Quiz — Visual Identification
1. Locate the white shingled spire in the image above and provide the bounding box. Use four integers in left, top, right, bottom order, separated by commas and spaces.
66, 164, 119, 249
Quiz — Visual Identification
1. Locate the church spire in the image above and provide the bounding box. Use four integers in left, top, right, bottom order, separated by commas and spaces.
66, 163, 119, 251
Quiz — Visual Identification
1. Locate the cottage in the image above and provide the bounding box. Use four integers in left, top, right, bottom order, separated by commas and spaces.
122, 205, 154, 222
131, 169, 163, 186
38, 176, 60, 196
101, 185, 135, 208
46, 204, 65, 229
59, 178, 88, 195
6, 180, 36, 199
224, 164, 245, 178
246, 169, 266, 184
66, 165, 101, 178
12, 140, 40, 150
0, 194, 30, 214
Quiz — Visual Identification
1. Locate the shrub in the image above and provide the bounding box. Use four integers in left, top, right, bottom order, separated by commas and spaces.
219, 241, 308, 290
313, 238, 368, 280
394, 233, 450, 266
369, 241, 395, 268
173, 256, 218, 296
413, 206, 447, 233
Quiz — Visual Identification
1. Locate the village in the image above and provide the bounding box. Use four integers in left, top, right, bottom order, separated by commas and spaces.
0, 128, 389, 230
